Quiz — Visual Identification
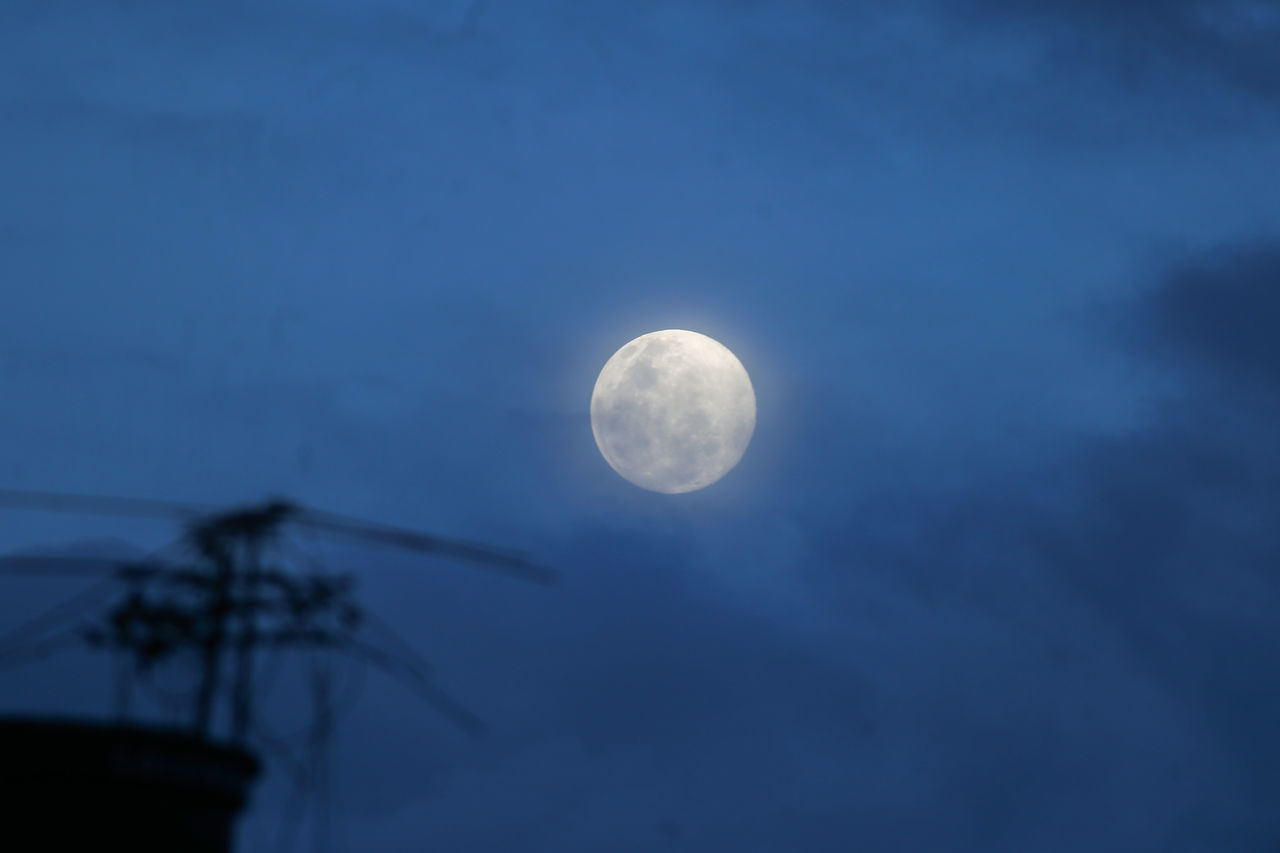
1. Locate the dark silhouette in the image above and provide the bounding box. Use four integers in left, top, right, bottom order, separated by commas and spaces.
0, 488, 557, 851
0, 717, 260, 853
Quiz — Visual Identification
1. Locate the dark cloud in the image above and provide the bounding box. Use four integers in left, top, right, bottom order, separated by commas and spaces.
940, 0, 1280, 100
946, 242, 1280, 846
1085, 243, 1280, 803
1120, 242, 1280, 394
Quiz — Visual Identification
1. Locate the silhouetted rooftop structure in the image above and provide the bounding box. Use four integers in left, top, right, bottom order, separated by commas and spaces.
0, 717, 260, 852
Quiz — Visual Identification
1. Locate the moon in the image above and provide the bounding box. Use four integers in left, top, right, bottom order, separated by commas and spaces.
590, 330, 756, 494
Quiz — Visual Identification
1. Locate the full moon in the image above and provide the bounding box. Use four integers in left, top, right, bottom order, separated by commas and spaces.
590, 329, 756, 494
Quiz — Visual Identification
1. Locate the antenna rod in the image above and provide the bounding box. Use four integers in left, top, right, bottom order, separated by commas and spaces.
230, 537, 262, 743
0, 488, 207, 520
191, 535, 234, 738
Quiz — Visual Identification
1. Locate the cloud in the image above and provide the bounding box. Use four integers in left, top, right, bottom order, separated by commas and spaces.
938, 0, 1280, 101
1118, 242, 1280, 394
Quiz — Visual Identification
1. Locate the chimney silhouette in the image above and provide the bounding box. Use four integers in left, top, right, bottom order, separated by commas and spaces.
0, 717, 260, 852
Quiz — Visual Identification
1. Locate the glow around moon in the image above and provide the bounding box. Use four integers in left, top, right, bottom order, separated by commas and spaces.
590, 330, 756, 494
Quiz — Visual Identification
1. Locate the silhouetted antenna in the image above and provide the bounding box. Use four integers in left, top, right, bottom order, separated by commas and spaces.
0, 488, 557, 747
1, 488, 559, 852
0, 489, 555, 584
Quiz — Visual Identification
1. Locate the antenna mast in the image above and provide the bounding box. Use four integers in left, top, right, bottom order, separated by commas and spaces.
0, 490, 556, 744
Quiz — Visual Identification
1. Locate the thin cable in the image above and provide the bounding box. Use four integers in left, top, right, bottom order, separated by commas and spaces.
293, 507, 556, 585
282, 532, 328, 577
0, 578, 118, 655
287, 534, 441, 733
331, 652, 367, 728
255, 710, 313, 853
272, 760, 311, 853
0, 487, 208, 520
276, 534, 369, 727
0, 531, 193, 657
337, 637, 486, 737
355, 609, 437, 678
310, 647, 334, 853
254, 715, 310, 784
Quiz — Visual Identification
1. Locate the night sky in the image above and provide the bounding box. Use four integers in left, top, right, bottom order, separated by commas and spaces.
2, 1, 1279, 851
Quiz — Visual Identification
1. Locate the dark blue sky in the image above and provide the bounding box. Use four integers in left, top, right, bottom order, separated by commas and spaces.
2, 1, 1279, 850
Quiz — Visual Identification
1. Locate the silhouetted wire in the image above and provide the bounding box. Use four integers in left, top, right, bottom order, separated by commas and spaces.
285, 532, 486, 735
337, 636, 486, 737
282, 530, 334, 583
252, 707, 319, 853
274, 533, 370, 722
239, 537, 366, 743
264, 645, 337, 853
258, 534, 347, 853
0, 532, 197, 728
0, 531, 192, 653
0, 577, 118, 656
293, 530, 341, 853
276, 650, 366, 743
0, 488, 555, 582
254, 717, 309, 788
249, 538, 300, 710
331, 652, 366, 729
250, 646, 365, 853
274, 784, 309, 853
285, 540, 468, 735
268, 732, 312, 853
331, 699, 349, 853
0, 487, 209, 521
356, 607, 435, 672
310, 646, 334, 853
252, 648, 364, 744
292, 506, 556, 585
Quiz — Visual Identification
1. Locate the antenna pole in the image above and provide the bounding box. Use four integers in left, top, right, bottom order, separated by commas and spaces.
192, 532, 234, 738
230, 536, 262, 743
